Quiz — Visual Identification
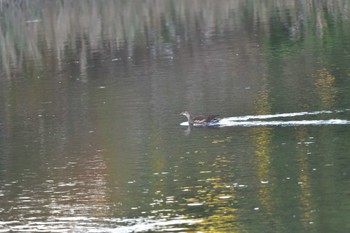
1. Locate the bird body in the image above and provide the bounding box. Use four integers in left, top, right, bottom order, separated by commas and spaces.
180, 111, 220, 126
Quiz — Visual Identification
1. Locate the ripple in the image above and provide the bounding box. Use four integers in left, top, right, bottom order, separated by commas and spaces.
0, 216, 201, 233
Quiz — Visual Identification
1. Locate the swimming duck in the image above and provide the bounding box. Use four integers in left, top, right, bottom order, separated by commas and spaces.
180, 111, 220, 126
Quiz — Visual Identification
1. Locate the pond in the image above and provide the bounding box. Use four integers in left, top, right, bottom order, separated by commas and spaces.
1, 0, 350, 232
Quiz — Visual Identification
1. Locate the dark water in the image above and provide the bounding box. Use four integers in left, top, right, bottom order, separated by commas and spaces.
1, 0, 350, 232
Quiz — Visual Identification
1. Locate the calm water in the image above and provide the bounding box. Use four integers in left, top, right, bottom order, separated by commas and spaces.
1, 0, 350, 232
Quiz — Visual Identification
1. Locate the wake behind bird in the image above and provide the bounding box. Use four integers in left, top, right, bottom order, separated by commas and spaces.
179, 109, 350, 127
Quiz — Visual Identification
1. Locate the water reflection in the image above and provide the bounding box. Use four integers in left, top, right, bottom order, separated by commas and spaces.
1, 0, 350, 232
295, 128, 317, 228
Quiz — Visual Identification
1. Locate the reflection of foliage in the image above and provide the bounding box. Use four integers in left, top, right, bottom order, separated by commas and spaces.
0, 0, 240, 78
253, 88, 273, 212
314, 68, 337, 109
295, 128, 317, 229
179, 154, 246, 232
254, 88, 271, 115
1, 0, 350, 79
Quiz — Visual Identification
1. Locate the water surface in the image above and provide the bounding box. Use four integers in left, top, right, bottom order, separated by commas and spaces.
1, 0, 350, 232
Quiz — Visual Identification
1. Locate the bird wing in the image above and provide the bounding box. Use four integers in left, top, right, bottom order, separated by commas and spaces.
193, 115, 220, 123
193, 115, 207, 123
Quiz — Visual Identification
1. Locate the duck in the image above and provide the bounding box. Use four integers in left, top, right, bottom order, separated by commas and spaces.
180, 111, 220, 126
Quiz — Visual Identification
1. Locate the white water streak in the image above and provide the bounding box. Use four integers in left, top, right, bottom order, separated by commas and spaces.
218, 119, 349, 127
180, 109, 350, 127
225, 110, 345, 121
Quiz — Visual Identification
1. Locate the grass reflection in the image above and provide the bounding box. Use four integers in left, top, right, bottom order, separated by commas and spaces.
1, 0, 350, 79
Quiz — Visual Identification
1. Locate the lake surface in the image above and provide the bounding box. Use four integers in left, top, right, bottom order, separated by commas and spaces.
1, 0, 350, 232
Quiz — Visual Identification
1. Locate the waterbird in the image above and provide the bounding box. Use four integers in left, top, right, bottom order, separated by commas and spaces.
180, 111, 220, 126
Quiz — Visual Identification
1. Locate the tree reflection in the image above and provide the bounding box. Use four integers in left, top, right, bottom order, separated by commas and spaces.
1, 0, 350, 79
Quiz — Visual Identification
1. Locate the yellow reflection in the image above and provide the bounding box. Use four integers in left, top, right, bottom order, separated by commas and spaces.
252, 88, 273, 212
295, 128, 316, 229
182, 156, 244, 232
314, 68, 337, 109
